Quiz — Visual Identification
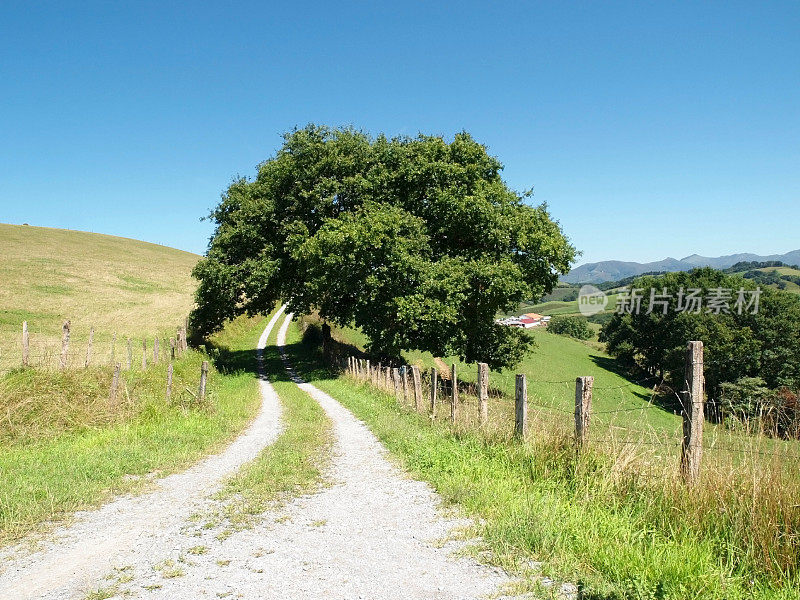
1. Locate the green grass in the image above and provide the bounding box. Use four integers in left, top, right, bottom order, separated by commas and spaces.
217, 315, 333, 530
0, 314, 266, 546
0, 223, 199, 372
295, 355, 800, 600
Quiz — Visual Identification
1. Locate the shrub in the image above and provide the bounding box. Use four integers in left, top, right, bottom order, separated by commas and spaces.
547, 315, 592, 340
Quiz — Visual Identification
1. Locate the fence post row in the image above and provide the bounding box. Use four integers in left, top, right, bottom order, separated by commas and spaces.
22, 321, 29, 367
574, 376, 593, 448
60, 320, 70, 370
478, 362, 489, 426
515, 373, 528, 439
681, 340, 705, 485
430, 367, 438, 418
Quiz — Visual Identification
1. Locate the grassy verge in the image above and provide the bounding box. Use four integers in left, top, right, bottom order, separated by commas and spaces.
291, 342, 800, 600
217, 316, 333, 531
0, 314, 266, 546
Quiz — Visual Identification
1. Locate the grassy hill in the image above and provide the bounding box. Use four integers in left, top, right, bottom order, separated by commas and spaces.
0, 224, 200, 371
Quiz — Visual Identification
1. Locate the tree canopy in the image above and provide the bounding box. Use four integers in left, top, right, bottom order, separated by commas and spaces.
191, 125, 576, 369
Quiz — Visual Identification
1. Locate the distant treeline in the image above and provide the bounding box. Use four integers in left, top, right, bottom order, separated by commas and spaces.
724, 260, 799, 272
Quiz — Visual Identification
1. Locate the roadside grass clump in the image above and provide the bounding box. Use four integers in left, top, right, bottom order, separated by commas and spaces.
218, 316, 332, 531
295, 351, 800, 599
0, 315, 266, 546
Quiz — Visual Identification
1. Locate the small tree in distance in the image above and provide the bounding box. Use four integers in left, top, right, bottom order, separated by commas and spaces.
191, 125, 576, 370
548, 315, 593, 340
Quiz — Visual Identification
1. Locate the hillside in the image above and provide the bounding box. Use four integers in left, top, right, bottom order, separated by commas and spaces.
0, 223, 200, 369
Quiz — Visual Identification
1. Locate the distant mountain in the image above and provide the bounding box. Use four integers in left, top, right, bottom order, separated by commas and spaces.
562, 249, 800, 284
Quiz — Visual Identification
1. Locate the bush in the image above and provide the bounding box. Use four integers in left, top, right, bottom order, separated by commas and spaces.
548, 315, 592, 340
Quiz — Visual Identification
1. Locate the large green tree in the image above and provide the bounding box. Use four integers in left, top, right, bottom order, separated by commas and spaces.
192, 125, 576, 369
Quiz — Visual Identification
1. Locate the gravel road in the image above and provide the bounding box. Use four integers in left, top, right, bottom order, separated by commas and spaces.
1, 309, 519, 599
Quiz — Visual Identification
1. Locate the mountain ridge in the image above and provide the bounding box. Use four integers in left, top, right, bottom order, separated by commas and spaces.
563, 249, 800, 284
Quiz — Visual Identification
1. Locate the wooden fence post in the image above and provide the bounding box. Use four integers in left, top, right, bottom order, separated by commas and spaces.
411, 366, 422, 411
22, 321, 29, 367
402, 367, 409, 403
170, 338, 176, 360
182, 325, 188, 351
110, 362, 120, 403
166, 363, 173, 402
478, 362, 489, 425
84, 326, 94, 368
153, 337, 159, 364
365, 360, 370, 385
681, 341, 704, 485
430, 367, 438, 418
392, 367, 401, 401
515, 374, 528, 439
60, 320, 70, 370
450, 363, 458, 424
385, 367, 391, 391
141, 339, 147, 370
199, 361, 208, 402
126, 338, 132, 370
575, 376, 593, 448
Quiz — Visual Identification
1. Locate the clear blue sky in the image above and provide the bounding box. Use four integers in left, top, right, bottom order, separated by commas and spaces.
1, 1, 798, 265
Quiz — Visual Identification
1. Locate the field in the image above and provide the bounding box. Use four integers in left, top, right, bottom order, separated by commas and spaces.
514, 294, 620, 334
753, 266, 800, 293
0, 223, 200, 372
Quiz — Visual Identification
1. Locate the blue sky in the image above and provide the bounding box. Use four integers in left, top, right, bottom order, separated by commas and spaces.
1, 1, 798, 265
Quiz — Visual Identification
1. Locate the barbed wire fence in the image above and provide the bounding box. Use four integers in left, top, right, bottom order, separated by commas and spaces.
333, 340, 800, 486
0, 319, 211, 405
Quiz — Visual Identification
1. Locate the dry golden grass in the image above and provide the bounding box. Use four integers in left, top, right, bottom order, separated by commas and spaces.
0, 223, 199, 372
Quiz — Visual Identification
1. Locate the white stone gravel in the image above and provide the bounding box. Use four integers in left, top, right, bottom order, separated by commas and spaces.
1, 310, 521, 600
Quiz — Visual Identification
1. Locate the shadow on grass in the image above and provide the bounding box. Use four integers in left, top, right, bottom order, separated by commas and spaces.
589, 354, 680, 411
205, 337, 338, 386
